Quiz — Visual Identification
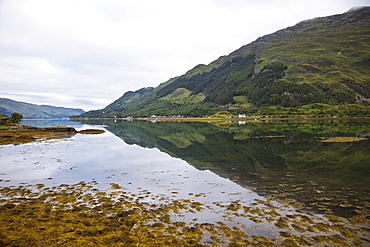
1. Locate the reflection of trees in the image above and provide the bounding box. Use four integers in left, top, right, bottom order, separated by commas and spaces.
100, 120, 369, 187
80, 119, 370, 218
104, 121, 287, 171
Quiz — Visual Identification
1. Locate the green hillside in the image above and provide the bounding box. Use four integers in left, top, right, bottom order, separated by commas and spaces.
0, 98, 85, 119
77, 7, 370, 118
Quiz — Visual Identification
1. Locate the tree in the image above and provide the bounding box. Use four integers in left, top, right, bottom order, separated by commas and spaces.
11, 112, 23, 124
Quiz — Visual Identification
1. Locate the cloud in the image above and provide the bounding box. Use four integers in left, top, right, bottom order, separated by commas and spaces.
0, 0, 368, 111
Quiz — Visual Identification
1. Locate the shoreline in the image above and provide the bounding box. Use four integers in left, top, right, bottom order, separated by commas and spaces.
0, 125, 104, 145
69, 116, 370, 122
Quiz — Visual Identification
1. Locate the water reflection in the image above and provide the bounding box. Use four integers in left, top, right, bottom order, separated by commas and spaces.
21, 119, 104, 130
81, 119, 370, 219
1, 121, 261, 204
1, 119, 370, 245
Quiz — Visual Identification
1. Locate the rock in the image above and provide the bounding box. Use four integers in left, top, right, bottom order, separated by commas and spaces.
45, 126, 77, 132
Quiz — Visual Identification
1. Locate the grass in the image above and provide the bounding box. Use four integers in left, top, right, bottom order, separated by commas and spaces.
159, 88, 205, 104
320, 137, 367, 142
250, 104, 370, 118
232, 96, 253, 108
258, 23, 370, 92
210, 111, 234, 118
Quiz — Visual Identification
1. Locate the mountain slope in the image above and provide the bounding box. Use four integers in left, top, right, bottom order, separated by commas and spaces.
79, 7, 370, 118
0, 98, 85, 119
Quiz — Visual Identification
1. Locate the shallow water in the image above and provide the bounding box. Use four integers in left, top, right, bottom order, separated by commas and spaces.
1, 119, 369, 246
2, 120, 259, 201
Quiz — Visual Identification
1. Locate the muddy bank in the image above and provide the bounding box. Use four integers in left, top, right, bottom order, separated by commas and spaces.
0, 125, 105, 145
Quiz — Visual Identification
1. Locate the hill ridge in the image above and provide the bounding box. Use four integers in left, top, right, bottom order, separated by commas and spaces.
0, 98, 85, 119
77, 7, 370, 118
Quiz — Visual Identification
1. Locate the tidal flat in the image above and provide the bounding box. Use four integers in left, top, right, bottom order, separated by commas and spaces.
1, 181, 369, 246
0, 119, 369, 246
0, 125, 104, 146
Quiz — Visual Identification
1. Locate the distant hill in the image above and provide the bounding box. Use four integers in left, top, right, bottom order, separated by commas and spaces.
0, 98, 85, 119
78, 7, 370, 118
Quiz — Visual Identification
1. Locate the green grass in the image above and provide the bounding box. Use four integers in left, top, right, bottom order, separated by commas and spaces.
159, 88, 205, 104
258, 22, 370, 89
233, 96, 250, 105
210, 111, 234, 118
251, 104, 370, 118
0, 114, 16, 127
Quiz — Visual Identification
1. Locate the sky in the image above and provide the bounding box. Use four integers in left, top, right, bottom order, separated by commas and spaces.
1, 0, 369, 111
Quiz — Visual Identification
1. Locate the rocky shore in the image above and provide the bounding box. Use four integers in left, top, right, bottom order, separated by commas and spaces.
0, 125, 104, 145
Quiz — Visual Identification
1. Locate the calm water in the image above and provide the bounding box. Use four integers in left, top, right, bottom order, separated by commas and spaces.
1, 119, 369, 245
81, 119, 370, 217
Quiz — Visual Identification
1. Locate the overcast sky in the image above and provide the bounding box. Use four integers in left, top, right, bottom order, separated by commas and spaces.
1, 0, 369, 111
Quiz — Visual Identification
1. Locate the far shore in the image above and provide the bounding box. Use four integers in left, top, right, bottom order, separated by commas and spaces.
68, 116, 370, 122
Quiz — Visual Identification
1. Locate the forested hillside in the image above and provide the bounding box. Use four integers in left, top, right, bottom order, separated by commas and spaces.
77, 7, 370, 118
0, 98, 85, 119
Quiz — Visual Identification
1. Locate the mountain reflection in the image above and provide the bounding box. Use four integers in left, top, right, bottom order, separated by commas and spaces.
80, 119, 370, 219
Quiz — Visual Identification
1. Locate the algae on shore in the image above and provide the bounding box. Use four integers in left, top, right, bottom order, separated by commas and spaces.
0, 126, 104, 145
0, 181, 369, 246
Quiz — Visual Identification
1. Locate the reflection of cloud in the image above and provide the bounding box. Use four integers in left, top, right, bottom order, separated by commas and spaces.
0, 127, 261, 205
0, 143, 62, 181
